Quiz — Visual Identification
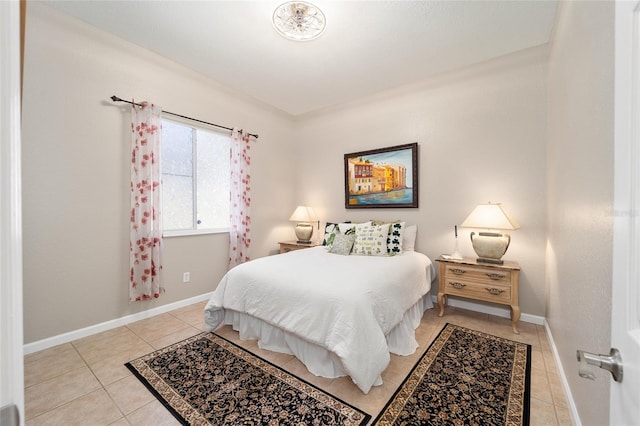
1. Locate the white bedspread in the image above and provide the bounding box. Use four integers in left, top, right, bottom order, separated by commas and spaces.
204, 246, 435, 393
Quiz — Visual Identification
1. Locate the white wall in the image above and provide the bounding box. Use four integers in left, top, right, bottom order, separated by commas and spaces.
21, 3, 295, 343
546, 2, 614, 425
294, 46, 548, 317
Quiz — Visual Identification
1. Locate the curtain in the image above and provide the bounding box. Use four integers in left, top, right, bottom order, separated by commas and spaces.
129, 101, 164, 302
229, 128, 252, 269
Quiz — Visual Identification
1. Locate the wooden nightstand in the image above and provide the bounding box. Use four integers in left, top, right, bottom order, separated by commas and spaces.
436, 256, 521, 333
278, 241, 319, 254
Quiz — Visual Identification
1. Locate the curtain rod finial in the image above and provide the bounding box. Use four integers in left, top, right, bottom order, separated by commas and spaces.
110, 95, 121, 102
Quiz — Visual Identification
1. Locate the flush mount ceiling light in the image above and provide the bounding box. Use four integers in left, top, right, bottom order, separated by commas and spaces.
272, 1, 326, 41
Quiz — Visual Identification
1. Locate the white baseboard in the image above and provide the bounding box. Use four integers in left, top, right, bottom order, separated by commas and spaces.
544, 320, 581, 426
23, 292, 214, 355
429, 294, 545, 325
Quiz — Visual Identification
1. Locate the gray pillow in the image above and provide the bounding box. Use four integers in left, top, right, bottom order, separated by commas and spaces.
328, 232, 356, 255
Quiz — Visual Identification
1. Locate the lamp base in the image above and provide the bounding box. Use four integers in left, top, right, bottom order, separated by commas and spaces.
470, 232, 511, 264
294, 223, 313, 243
476, 257, 504, 265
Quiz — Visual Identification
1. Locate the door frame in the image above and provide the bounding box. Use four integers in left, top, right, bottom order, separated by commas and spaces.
0, 0, 25, 424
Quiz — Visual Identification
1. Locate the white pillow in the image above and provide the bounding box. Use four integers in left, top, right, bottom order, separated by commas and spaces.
386, 221, 405, 256
352, 223, 391, 256
338, 221, 370, 234
402, 224, 417, 251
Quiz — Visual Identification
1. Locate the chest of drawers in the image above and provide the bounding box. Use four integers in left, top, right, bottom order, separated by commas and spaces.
436, 256, 521, 333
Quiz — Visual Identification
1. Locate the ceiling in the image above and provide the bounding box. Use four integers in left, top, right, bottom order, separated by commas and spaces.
42, 0, 558, 117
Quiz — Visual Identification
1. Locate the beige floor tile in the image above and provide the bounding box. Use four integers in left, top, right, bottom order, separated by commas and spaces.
106, 374, 157, 415
555, 404, 574, 426
25, 366, 102, 420
148, 325, 201, 349
24, 343, 86, 387
548, 371, 569, 407
530, 398, 559, 426
530, 347, 546, 371
126, 400, 182, 426
543, 349, 559, 374
25, 389, 122, 426
107, 418, 131, 426
169, 304, 206, 327
324, 376, 396, 417
23, 302, 568, 426
88, 339, 155, 386
126, 313, 191, 343
530, 367, 554, 403
73, 327, 148, 365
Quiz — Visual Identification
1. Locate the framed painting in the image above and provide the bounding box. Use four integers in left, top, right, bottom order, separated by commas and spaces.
344, 143, 418, 209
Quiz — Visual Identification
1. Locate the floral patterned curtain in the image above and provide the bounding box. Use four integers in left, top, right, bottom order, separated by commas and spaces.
229, 128, 251, 269
129, 101, 164, 301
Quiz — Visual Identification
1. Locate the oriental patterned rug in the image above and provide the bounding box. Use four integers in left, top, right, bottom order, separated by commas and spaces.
373, 323, 531, 426
125, 332, 370, 426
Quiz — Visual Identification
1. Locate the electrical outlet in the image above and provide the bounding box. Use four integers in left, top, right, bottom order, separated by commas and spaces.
183, 272, 190, 283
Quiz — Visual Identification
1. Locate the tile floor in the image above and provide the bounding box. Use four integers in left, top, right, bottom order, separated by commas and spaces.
24, 302, 573, 425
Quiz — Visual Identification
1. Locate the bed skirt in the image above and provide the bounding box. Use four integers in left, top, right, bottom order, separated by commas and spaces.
216, 292, 434, 389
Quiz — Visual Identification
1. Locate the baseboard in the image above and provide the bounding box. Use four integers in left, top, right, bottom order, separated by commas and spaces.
429, 294, 545, 325
544, 320, 582, 426
23, 292, 214, 355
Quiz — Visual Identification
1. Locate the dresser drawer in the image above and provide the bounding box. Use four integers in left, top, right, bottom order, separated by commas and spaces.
444, 278, 512, 304
444, 264, 511, 285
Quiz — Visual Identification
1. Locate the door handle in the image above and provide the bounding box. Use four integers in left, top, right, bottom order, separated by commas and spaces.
576, 348, 623, 382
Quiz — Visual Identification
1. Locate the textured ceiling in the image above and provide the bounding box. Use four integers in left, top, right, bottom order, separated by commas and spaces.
42, 0, 558, 116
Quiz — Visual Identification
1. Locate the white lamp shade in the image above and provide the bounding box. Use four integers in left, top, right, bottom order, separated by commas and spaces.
460, 203, 520, 230
289, 206, 317, 223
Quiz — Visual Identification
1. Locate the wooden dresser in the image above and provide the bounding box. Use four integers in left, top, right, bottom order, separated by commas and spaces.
436, 256, 521, 333
278, 240, 319, 254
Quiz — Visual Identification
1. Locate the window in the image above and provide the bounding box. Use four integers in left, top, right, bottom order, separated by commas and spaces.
161, 119, 230, 236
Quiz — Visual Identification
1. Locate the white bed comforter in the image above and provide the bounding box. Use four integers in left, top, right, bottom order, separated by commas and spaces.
204, 246, 435, 393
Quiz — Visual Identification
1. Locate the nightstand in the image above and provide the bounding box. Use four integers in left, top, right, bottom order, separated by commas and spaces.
278, 240, 319, 254
436, 256, 521, 333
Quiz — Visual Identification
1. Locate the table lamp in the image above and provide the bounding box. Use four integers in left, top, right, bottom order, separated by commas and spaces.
288, 206, 317, 243
460, 202, 520, 264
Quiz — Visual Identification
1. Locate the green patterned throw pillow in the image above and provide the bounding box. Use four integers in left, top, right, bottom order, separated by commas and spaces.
328, 231, 357, 255
352, 223, 391, 256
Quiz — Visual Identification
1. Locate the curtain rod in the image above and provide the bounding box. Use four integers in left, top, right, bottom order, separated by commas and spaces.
110, 96, 259, 140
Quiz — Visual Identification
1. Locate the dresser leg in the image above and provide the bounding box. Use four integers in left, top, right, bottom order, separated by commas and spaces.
510, 305, 521, 334
437, 293, 447, 317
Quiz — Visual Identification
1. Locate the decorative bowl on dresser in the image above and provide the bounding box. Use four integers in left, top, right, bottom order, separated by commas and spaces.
436, 255, 521, 333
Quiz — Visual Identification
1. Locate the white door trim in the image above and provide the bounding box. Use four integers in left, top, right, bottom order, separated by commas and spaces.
0, 1, 24, 424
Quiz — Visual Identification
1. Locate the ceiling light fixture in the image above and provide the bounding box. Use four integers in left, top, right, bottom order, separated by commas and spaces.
272, 1, 326, 41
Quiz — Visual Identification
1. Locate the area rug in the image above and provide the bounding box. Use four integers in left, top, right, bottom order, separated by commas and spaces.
373, 323, 531, 426
125, 332, 370, 426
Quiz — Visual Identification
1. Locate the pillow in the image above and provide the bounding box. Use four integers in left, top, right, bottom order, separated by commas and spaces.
387, 221, 406, 256
338, 222, 360, 234
328, 231, 356, 255
403, 224, 417, 251
352, 223, 391, 256
369, 220, 405, 255
322, 222, 340, 247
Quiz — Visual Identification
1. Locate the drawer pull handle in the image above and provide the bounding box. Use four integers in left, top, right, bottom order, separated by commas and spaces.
450, 268, 466, 275
485, 287, 505, 295
450, 282, 467, 289
485, 273, 506, 280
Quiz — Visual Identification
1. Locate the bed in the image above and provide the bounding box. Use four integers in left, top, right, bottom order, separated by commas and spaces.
204, 222, 436, 394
